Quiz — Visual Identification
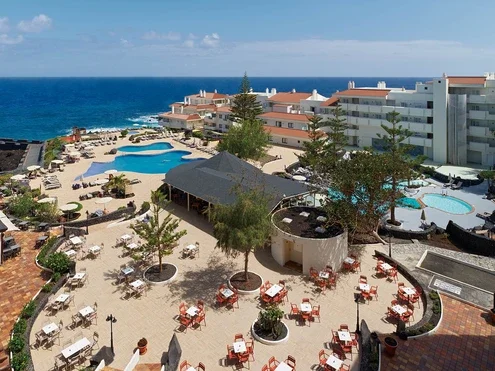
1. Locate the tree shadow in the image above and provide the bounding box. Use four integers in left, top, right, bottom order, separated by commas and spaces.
165, 253, 239, 310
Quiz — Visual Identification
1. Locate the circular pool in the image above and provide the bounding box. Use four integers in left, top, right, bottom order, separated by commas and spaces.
421, 194, 473, 214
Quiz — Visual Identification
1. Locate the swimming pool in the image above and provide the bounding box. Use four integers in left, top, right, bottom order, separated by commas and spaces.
118, 142, 173, 152
77, 150, 205, 179
327, 188, 421, 210
421, 193, 472, 214
398, 179, 430, 188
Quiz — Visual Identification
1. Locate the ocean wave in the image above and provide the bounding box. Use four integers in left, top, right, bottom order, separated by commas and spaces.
126, 115, 159, 124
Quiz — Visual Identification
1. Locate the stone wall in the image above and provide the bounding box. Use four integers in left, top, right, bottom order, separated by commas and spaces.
380, 222, 437, 240
58, 205, 136, 229
446, 220, 495, 257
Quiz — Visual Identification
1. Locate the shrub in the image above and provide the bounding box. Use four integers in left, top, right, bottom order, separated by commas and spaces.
8, 335, 25, 353
37, 236, 58, 266
120, 129, 129, 138
52, 272, 62, 282
192, 131, 204, 139
429, 291, 439, 300
11, 351, 30, 371
140, 201, 150, 213
257, 305, 284, 338
135, 138, 141, 143
41, 283, 53, 293
68, 201, 83, 212
8, 193, 37, 218
13, 319, 27, 335
21, 300, 36, 319
44, 252, 71, 274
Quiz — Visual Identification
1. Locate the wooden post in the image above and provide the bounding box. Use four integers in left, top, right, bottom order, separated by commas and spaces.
187, 193, 190, 211
168, 184, 171, 201
208, 202, 211, 222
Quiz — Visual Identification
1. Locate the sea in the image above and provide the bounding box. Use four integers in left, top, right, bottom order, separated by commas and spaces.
0, 77, 429, 141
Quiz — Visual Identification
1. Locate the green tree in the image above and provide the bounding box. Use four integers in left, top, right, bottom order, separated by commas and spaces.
35, 202, 60, 223
297, 115, 328, 170
217, 120, 270, 160
230, 72, 263, 122
212, 186, 272, 282
323, 104, 348, 171
324, 151, 393, 238
106, 174, 129, 198
8, 193, 37, 218
130, 190, 187, 272
377, 111, 424, 224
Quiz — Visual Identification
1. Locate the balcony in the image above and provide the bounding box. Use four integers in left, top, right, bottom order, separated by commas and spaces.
467, 95, 495, 104
405, 137, 433, 147
468, 111, 489, 120
344, 129, 358, 137
468, 126, 491, 137
469, 141, 489, 152
339, 103, 432, 117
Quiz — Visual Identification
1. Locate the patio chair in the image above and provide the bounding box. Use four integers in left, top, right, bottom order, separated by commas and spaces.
234, 333, 244, 342
387, 268, 398, 282
268, 356, 279, 371
91, 331, 100, 350
180, 360, 192, 371
359, 275, 367, 284
318, 349, 329, 368
451, 181, 463, 190
227, 291, 239, 311
315, 278, 326, 293
370, 286, 378, 300
53, 354, 67, 371
197, 362, 206, 371
226, 345, 237, 362
285, 355, 296, 369
179, 314, 192, 332
193, 310, 206, 329
311, 305, 321, 323
246, 339, 255, 361
34, 330, 49, 348
289, 303, 300, 319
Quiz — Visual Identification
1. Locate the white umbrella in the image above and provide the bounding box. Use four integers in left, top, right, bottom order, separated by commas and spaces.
59, 203, 78, 212
37, 197, 57, 204
293, 175, 307, 182
69, 151, 81, 157
27, 165, 40, 171
94, 197, 113, 210
94, 178, 109, 185
104, 169, 118, 175
84, 145, 94, 150
51, 159, 64, 165
11, 174, 26, 181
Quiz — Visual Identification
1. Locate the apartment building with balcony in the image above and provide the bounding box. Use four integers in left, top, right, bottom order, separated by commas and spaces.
328, 73, 495, 166
204, 106, 234, 133
158, 112, 203, 130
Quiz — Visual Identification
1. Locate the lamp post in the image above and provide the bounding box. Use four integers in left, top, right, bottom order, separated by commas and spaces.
354, 293, 360, 334
106, 315, 117, 354
388, 233, 392, 258
85, 210, 90, 235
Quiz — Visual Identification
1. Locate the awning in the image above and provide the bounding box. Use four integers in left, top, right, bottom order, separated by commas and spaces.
0, 211, 19, 231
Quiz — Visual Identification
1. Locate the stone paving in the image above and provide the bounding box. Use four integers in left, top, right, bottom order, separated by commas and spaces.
380, 294, 495, 371
29, 208, 420, 370
0, 231, 46, 365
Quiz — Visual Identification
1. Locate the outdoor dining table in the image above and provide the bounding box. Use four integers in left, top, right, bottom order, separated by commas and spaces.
18, 221, 29, 230
42, 322, 58, 335
79, 306, 94, 318
391, 305, 407, 315
121, 267, 134, 276
38, 222, 49, 231
120, 234, 132, 243
401, 287, 417, 296
64, 250, 77, 258
380, 262, 393, 272
265, 284, 283, 297
127, 242, 138, 250
220, 288, 234, 298
359, 283, 370, 292
37, 235, 49, 243
326, 355, 343, 370
73, 272, 86, 280
319, 271, 330, 279
337, 330, 352, 342
186, 306, 199, 317
70, 236, 83, 246
343, 257, 355, 265
233, 341, 246, 354
275, 362, 293, 371
3, 236, 14, 245
130, 279, 144, 290
56, 294, 70, 303
61, 337, 91, 359
89, 245, 101, 253
300, 302, 312, 313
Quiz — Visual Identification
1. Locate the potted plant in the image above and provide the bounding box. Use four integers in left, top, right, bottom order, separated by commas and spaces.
251, 305, 289, 345
137, 337, 148, 355
384, 336, 398, 356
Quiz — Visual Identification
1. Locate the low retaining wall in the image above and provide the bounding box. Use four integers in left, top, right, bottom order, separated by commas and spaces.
359, 320, 379, 371
433, 171, 483, 187
446, 220, 495, 257
59, 205, 136, 229
373, 251, 434, 335
380, 222, 437, 240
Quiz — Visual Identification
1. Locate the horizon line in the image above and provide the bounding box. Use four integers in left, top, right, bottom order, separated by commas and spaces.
0, 76, 434, 79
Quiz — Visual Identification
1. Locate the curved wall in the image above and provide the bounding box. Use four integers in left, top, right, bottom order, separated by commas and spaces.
271, 214, 347, 274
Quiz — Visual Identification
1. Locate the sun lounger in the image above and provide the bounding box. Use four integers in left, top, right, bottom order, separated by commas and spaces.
129, 179, 142, 185
451, 181, 463, 190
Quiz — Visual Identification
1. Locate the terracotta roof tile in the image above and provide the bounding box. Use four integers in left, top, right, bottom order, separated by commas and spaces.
264, 126, 311, 139
448, 76, 486, 85
320, 97, 339, 107
268, 92, 312, 103
216, 106, 232, 113
186, 92, 228, 99
335, 89, 390, 98
159, 113, 202, 120
258, 112, 310, 122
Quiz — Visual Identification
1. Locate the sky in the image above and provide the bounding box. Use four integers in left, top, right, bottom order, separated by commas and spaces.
0, 0, 494, 77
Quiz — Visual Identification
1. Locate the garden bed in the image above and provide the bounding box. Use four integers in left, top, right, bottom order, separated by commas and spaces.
144, 263, 177, 283
252, 320, 289, 344
229, 271, 262, 291
405, 291, 442, 337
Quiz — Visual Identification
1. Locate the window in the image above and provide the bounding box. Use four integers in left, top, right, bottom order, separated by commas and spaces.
276, 121, 282, 127
427, 117, 433, 124
219, 114, 223, 119
282, 138, 288, 144
219, 124, 223, 129
363, 113, 369, 118
427, 101, 433, 109
288, 122, 294, 128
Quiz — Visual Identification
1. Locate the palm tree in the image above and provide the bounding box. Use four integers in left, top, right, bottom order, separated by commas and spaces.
212, 186, 272, 282
106, 174, 129, 198
130, 190, 187, 272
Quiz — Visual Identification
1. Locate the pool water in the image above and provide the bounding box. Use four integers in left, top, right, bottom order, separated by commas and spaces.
398, 179, 429, 188
77, 150, 205, 179
397, 197, 421, 209
118, 142, 173, 152
422, 193, 472, 214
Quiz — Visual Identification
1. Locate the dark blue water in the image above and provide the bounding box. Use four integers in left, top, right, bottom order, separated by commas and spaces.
0, 77, 429, 141
118, 142, 173, 153
78, 150, 205, 179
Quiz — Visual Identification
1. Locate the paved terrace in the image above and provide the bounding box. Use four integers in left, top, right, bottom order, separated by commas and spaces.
381, 294, 495, 370
0, 232, 46, 363
30, 209, 420, 370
